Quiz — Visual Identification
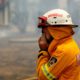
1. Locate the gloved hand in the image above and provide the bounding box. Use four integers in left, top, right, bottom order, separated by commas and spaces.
38, 34, 49, 51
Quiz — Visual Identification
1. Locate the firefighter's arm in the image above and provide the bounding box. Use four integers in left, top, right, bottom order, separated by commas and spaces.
37, 33, 50, 74
37, 34, 56, 79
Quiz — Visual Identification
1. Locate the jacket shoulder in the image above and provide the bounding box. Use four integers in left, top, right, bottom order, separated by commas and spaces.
55, 38, 79, 56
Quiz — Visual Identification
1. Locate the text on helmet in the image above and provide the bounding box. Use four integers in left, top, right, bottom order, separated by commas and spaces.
48, 13, 63, 18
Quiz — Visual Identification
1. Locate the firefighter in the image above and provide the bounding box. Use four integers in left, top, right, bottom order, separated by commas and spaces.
37, 9, 80, 80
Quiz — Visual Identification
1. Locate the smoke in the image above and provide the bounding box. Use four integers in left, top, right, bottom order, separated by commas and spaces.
0, 0, 80, 46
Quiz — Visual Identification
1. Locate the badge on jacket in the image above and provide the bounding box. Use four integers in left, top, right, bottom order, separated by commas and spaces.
47, 57, 57, 67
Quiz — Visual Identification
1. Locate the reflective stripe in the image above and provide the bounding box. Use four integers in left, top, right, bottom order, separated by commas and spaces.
41, 64, 56, 80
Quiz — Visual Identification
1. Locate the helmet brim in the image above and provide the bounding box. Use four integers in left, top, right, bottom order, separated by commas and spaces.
38, 24, 78, 28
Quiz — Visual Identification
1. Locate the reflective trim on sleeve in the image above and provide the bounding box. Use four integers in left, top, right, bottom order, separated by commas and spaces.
41, 64, 56, 80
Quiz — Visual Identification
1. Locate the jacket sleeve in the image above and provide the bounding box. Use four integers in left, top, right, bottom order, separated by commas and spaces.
37, 51, 50, 74
36, 51, 50, 79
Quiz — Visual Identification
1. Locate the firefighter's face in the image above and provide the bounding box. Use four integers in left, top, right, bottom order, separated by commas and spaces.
42, 28, 53, 44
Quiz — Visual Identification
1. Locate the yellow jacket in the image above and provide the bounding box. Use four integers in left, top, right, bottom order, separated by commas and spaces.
37, 37, 80, 80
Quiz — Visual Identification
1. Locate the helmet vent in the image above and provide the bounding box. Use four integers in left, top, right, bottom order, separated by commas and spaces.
55, 22, 57, 24
66, 20, 68, 22
53, 17, 57, 18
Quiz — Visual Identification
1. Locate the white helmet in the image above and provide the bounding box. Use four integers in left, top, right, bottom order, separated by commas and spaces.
38, 9, 78, 28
